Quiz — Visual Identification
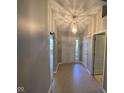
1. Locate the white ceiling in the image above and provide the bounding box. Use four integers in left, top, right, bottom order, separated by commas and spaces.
50, 0, 106, 33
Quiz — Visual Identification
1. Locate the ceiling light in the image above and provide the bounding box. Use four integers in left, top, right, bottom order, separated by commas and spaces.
72, 27, 77, 34
72, 23, 77, 34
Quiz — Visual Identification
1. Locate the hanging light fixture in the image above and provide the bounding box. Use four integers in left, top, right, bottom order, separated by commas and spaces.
72, 22, 77, 34
71, 15, 77, 34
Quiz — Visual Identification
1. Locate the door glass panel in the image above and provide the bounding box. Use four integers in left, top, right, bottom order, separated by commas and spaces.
75, 40, 79, 62
50, 34, 54, 83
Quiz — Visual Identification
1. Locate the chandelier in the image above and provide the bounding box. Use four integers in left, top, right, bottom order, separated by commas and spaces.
71, 16, 77, 34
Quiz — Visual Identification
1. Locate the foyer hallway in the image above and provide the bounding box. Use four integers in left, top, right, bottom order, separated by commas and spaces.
52, 64, 103, 93
17, 0, 107, 93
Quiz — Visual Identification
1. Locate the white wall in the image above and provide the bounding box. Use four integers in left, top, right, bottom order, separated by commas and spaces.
82, 7, 107, 91
62, 36, 78, 63
17, 0, 50, 93
82, 8, 107, 74
83, 37, 88, 67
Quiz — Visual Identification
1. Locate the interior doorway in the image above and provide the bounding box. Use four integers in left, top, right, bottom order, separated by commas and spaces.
93, 32, 106, 85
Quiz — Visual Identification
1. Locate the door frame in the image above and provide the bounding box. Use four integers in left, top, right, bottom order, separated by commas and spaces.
92, 32, 105, 75
92, 31, 106, 87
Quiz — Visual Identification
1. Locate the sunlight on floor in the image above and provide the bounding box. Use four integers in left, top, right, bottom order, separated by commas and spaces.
94, 75, 103, 84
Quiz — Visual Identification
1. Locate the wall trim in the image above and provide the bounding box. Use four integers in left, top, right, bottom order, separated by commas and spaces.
49, 63, 62, 93
48, 84, 52, 93
94, 31, 105, 35
53, 63, 61, 74
79, 62, 91, 75
48, 79, 55, 93
55, 62, 82, 66
60, 61, 83, 64
102, 34, 107, 88
48, 82, 52, 93
102, 88, 107, 93
81, 63, 86, 68
78, 61, 83, 64
93, 33, 107, 88
86, 68, 91, 75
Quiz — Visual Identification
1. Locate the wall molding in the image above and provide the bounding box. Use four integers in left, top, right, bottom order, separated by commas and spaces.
53, 63, 61, 74
86, 68, 91, 75
48, 85, 52, 93
94, 31, 105, 35
48, 79, 55, 93
79, 62, 92, 75
53, 62, 83, 74
49, 63, 62, 93
78, 61, 83, 64
48, 82, 52, 93
102, 88, 107, 93
93, 32, 107, 88
60, 61, 83, 64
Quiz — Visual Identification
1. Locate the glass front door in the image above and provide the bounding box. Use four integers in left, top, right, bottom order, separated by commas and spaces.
75, 40, 79, 62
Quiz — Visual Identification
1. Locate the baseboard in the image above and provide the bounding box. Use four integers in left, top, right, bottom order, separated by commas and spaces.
79, 63, 91, 75
50, 63, 62, 92
59, 62, 74, 64
48, 83, 52, 93
48, 80, 54, 93
102, 88, 107, 93
79, 62, 85, 66
49, 63, 62, 93
53, 62, 88, 75
60, 62, 83, 64
86, 68, 91, 75
54, 62, 82, 74
53, 62, 63, 74
53, 63, 60, 74
58, 62, 63, 65
80, 63, 91, 75
78, 61, 83, 64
